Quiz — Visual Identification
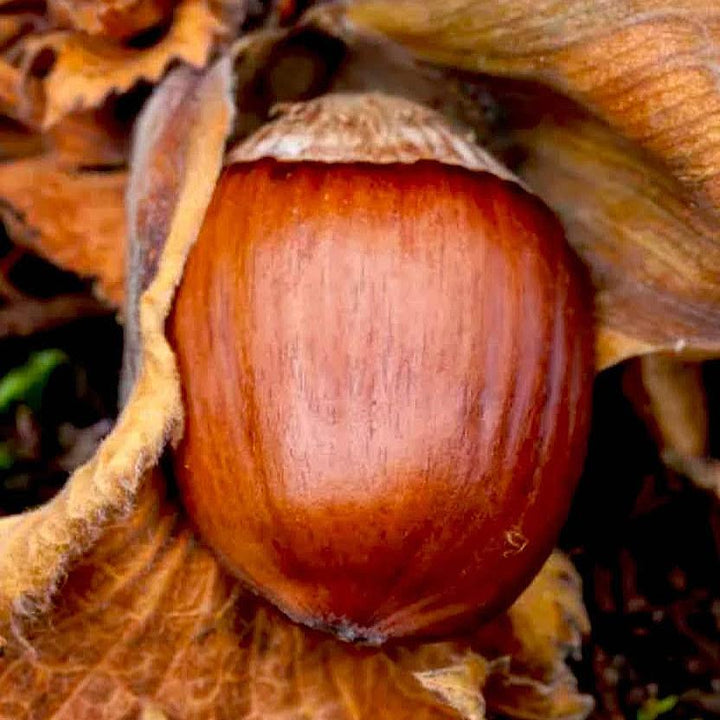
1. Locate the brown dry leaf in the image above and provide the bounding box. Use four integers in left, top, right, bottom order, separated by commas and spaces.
0, 60, 42, 125
347, 0, 720, 212
638, 356, 709, 458
0, 61, 22, 116
626, 355, 720, 497
414, 655, 490, 720
473, 553, 593, 720
23, 0, 222, 128
0, 58, 234, 645
506, 101, 720, 369
494, 552, 589, 677
0, 153, 127, 304
348, 1, 720, 369
47, 108, 131, 168
48, 0, 176, 40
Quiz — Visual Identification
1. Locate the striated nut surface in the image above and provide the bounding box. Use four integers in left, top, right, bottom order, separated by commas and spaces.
169, 158, 594, 643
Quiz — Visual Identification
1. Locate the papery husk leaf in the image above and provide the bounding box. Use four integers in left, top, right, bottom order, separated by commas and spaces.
48, 108, 130, 168
0, 468, 589, 719
0, 58, 234, 648
48, 0, 175, 40
638, 356, 709, 458
348, 1, 720, 368
347, 0, 720, 214
0, 60, 42, 126
0, 153, 127, 304
22, 0, 222, 128
0, 13, 498, 309
0, 62, 23, 116
626, 356, 720, 497
414, 656, 491, 720
485, 552, 589, 678
473, 553, 593, 720
510, 109, 720, 369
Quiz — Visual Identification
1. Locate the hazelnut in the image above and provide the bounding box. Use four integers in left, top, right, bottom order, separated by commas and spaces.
168, 94, 594, 643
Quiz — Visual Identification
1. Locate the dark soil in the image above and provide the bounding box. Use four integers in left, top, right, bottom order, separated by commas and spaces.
562, 365, 720, 720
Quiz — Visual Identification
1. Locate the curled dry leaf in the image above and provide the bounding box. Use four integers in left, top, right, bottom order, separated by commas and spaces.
347, 0, 720, 369
47, 108, 131, 168
0, 62, 22, 117
636, 356, 709, 459
22, 0, 222, 128
506, 101, 720, 369
0, 16, 498, 309
473, 553, 593, 720
0, 58, 233, 646
1, 472, 457, 720
48, 0, 176, 40
414, 656, 490, 720
0, 60, 42, 126
347, 0, 720, 213
0, 153, 127, 304
625, 355, 720, 497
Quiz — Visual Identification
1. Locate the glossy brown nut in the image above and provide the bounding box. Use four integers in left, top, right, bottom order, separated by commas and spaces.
168, 158, 594, 644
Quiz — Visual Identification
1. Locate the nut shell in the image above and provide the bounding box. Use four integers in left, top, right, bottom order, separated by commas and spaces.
169, 156, 594, 642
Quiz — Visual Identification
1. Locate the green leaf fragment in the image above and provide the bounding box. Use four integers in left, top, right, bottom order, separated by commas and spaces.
0, 349, 68, 414
637, 695, 679, 720
0, 441, 13, 470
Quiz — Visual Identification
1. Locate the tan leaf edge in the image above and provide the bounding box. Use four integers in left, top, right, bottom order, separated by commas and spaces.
0, 156, 127, 305
20, 0, 222, 129
0, 57, 234, 647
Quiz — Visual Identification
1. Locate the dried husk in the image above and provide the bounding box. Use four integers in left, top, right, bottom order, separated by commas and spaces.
20, 0, 224, 128
16, 6, 713, 370
625, 356, 720, 497
497, 92, 720, 369
0, 154, 127, 304
48, 0, 176, 40
0, 57, 234, 648
226, 92, 515, 179
228, 11, 496, 161
348, 0, 720, 369
0, 466, 590, 719
347, 0, 720, 212
0, 16, 499, 308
